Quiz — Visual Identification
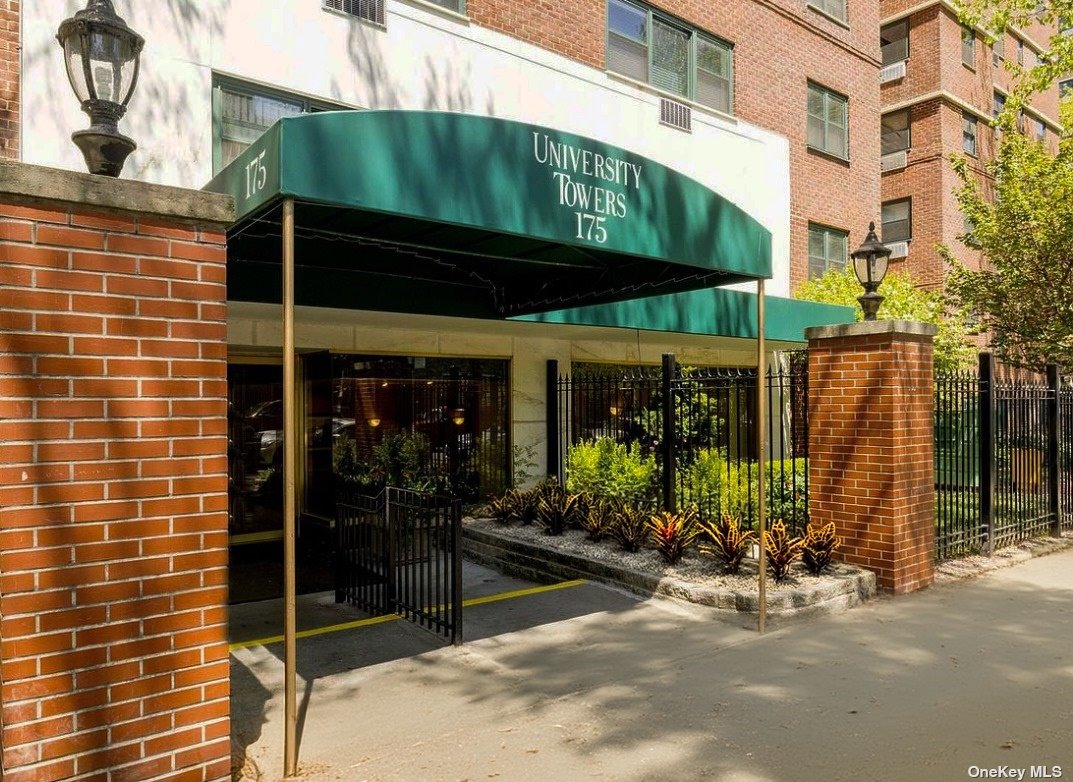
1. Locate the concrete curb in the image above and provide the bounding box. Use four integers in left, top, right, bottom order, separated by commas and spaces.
462, 524, 877, 624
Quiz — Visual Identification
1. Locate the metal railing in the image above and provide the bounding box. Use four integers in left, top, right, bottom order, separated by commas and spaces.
934, 353, 1069, 559
550, 353, 809, 532
336, 487, 462, 644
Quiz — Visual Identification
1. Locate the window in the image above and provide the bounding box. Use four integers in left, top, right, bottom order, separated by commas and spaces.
323, 0, 385, 24
1017, 39, 1024, 65
212, 79, 346, 174
992, 33, 1004, 65
1034, 118, 1046, 143
807, 82, 848, 159
880, 21, 909, 66
963, 113, 978, 155
807, 224, 848, 279
881, 199, 912, 243
993, 90, 1006, 132
606, 0, 734, 114
881, 110, 910, 155
1061, 78, 1073, 96
808, 0, 847, 24
962, 26, 976, 68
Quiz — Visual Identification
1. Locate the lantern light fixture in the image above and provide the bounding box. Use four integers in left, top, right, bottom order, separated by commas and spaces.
56, 0, 145, 177
850, 221, 892, 322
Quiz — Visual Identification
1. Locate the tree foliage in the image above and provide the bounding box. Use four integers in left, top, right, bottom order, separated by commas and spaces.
941, 109, 1073, 369
794, 267, 975, 371
941, 0, 1073, 369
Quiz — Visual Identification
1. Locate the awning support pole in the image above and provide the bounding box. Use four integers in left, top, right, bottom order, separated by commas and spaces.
282, 198, 299, 776
757, 278, 767, 634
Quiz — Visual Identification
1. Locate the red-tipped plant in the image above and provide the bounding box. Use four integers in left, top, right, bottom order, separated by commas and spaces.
763, 520, 803, 582
698, 514, 755, 575
801, 521, 841, 575
647, 507, 699, 565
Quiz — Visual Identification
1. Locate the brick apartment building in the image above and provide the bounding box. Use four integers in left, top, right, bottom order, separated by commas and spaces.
878, 0, 1062, 288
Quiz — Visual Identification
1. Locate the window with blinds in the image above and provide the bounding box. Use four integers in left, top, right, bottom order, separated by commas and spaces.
808, 0, 847, 23
807, 82, 848, 160
323, 0, 385, 25
963, 113, 978, 155
212, 80, 347, 174
807, 224, 848, 279
606, 0, 733, 115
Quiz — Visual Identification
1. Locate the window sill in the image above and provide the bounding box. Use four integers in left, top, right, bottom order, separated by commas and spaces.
805, 3, 850, 30
604, 70, 738, 125
400, 0, 470, 24
963, 62, 976, 73
806, 144, 850, 166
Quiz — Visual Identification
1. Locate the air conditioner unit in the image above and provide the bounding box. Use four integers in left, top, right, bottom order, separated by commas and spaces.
881, 150, 908, 172
880, 60, 907, 84
886, 240, 909, 258
660, 98, 692, 133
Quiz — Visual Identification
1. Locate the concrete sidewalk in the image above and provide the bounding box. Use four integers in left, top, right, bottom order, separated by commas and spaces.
231, 551, 1073, 782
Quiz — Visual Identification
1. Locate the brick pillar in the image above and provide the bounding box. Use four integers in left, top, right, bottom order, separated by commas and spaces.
0, 161, 234, 781
0, 1, 17, 160
806, 320, 937, 594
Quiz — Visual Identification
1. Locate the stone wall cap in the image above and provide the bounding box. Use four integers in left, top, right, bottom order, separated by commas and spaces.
0, 161, 234, 226
805, 320, 939, 340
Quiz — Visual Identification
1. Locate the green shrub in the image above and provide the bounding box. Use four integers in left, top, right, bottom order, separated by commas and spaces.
801, 521, 841, 575
486, 492, 517, 524
681, 448, 725, 513
720, 459, 807, 526
698, 514, 755, 575
566, 438, 657, 502
763, 520, 802, 582
648, 507, 699, 565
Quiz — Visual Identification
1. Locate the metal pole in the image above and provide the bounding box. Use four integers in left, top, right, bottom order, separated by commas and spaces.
546, 359, 560, 481
757, 279, 767, 634
979, 352, 995, 556
661, 353, 677, 513
1047, 363, 1060, 537
282, 198, 298, 777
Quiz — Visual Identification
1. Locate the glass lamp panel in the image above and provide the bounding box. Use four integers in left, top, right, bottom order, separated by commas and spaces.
63, 36, 91, 103
86, 29, 138, 103
853, 254, 871, 286
873, 253, 889, 283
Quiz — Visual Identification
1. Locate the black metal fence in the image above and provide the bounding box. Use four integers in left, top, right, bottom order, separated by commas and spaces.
336, 486, 463, 644
550, 353, 809, 532
934, 353, 1071, 559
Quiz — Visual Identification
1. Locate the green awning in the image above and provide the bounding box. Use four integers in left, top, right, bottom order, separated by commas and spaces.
204, 110, 773, 317
515, 288, 856, 343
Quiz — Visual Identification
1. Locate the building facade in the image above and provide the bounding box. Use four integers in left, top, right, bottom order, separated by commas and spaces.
879, 0, 1062, 288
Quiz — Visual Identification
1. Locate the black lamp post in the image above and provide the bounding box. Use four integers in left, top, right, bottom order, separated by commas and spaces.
56, 0, 144, 177
851, 221, 892, 321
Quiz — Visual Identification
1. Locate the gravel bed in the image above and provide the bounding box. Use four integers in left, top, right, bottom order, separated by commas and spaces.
936, 530, 1073, 583
465, 516, 859, 593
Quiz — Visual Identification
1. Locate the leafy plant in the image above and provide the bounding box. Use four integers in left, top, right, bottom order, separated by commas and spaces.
566, 437, 657, 502
579, 495, 618, 542
512, 442, 541, 487
648, 507, 699, 565
719, 459, 808, 529
763, 520, 803, 582
487, 492, 517, 525
682, 448, 724, 516
535, 486, 582, 536
801, 521, 841, 575
514, 478, 558, 525
698, 514, 755, 575
611, 503, 651, 553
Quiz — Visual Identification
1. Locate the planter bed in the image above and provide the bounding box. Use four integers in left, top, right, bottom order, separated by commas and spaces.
463, 518, 877, 624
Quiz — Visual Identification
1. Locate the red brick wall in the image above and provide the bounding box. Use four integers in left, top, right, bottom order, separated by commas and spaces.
0, 0, 17, 160
469, 0, 881, 290
0, 198, 230, 781
807, 324, 936, 594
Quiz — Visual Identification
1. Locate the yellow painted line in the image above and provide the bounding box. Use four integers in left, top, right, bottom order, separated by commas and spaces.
228, 578, 588, 652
